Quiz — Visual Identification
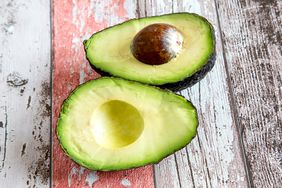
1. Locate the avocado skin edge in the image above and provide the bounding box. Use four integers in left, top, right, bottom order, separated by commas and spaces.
83, 12, 216, 92
161, 50, 216, 91
161, 26, 216, 91
88, 51, 215, 92
56, 77, 198, 171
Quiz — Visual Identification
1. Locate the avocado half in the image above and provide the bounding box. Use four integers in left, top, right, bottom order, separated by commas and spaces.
84, 13, 215, 89
57, 77, 198, 171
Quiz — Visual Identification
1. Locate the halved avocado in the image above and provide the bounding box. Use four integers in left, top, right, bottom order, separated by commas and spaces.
84, 13, 215, 88
57, 77, 198, 171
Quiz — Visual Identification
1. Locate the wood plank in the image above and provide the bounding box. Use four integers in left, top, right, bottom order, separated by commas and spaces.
52, 0, 154, 187
136, 0, 249, 187
0, 0, 51, 187
215, 0, 282, 187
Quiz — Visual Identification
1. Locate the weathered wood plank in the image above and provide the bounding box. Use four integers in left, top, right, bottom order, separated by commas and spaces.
137, 0, 249, 187
0, 0, 51, 187
215, 0, 282, 187
52, 0, 154, 187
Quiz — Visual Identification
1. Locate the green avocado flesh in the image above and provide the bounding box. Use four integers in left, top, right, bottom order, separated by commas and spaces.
84, 13, 214, 85
57, 77, 198, 170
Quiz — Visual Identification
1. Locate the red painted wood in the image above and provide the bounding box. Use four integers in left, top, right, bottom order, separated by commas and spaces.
52, 0, 154, 187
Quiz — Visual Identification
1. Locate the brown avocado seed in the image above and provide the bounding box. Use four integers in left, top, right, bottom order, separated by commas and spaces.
131, 23, 183, 65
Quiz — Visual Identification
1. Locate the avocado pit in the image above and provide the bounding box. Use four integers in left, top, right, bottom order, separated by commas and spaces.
131, 23, 183, 65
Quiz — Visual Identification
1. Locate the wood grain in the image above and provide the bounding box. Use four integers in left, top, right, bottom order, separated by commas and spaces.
215, 0, 282, 187
0, 0, 279, 187
137, 0, 250, 187
52, 0, 154, 187
0, 0, 51, 187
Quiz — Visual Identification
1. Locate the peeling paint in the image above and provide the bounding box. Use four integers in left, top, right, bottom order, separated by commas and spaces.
121, 178, 131, 187
3, 25, 15, 35
71, 37, 81, 52
79, 70, 85, 84
90, 0, 106, 23
20, 87, 25, 95
78, 167, 85, 180
0, 0, 51, 186
27, 96, 31, 109
68, 166, 78, 187
67, 166, 86, 187
106, 0, 128, 18
7, 72, 28, 87
68, 166, 85, 187
27, 144, 50, 185
26, 79, 50, 185
0, 106, 8, 170
85, 171, 99, 188
124, 0, 136, 18
21, 143, 26, 156
2, 13, 16, 35
39, 81, 51, 118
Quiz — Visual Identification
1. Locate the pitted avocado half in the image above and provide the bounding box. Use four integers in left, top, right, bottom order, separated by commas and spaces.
84, 13, 215, 90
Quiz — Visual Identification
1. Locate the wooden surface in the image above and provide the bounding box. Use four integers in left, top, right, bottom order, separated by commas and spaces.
140, 0, 249, 187
0, 0, 51, 187
52, 0, 154, 187
0, 0, 281, 187
216, 0, 282, 187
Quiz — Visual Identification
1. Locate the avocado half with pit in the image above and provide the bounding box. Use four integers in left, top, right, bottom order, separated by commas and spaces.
84, 13, 215, 90
57, 77, 198, 170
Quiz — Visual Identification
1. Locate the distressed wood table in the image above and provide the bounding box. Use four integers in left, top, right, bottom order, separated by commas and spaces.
0, 0, 281, 187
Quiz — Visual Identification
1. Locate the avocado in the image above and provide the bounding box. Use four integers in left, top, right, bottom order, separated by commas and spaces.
84, 13, 215, 88
57, 77, 198, 171
90, 52, 216, 91
161, 51, 216, 91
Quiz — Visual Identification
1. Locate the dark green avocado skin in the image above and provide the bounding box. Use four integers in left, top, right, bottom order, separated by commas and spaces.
84, 14, 216, 92
88, 52, 215, 92
87, 47, 215, 92
162, 29, 216, 91
161, 51, 216, 91
86, 33, 216, 92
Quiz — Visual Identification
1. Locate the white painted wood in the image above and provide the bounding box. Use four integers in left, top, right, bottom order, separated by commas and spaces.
137, 0, 249, 187
216, 0, 282, 187
0, 0, 50, 187
0, 0, 278, 187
